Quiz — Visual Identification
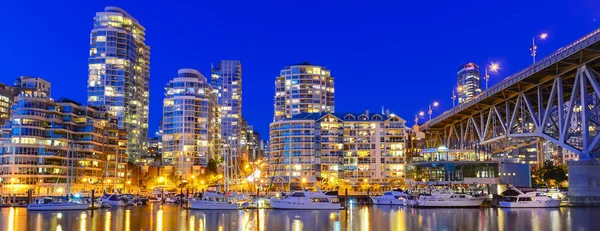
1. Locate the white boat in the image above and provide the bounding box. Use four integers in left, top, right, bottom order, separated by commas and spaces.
148, 197, 161, 203
102, 194, 125, 207
27, 198, 90, 211
371, 190, 410, 205
269, 191, 343, 210
187, 192, 241, 210
416, 189, 484, 207
499, 187, 561, 208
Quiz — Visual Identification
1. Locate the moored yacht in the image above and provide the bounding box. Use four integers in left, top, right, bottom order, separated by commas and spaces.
371, 190, 410, 206
27, 197, 90, 211
499, 187, 561, 208
269, 191, 343, 210
101, 194, 125, 207
187, 192, 241, 210
416, 189, 484, 207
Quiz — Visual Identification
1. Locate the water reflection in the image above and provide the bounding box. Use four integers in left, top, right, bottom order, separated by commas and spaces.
0, 206, 598, 230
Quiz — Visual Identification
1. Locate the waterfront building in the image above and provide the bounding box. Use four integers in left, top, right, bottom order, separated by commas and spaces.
0, 83, 13, 126
211, 60, 242, 163
268, 111, 407, 189
273, 63, 334, 122
162, 69, 219, 179
87, 6, 150, 162
457, 62, 482, 104
0, 78, 127, 195
406, 147, 498, 193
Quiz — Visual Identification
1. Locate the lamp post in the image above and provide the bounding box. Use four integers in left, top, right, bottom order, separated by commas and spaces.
414, 111, 425, 125
428, 101, 439, 121
452, 89, 457, 107
531, 33, 548, 64
484, 63, 500, 89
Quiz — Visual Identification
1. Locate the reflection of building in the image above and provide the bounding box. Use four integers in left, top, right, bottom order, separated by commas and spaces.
268, 111, 407, 188
0, 77, 127, 195
457, 62, 481, 104
87, 7, 150, 161
406, 148, 498, 190
274, 63, 335, 121
0, 83, 13, 126
211, 60, 242, 161
162, 69, 219, 178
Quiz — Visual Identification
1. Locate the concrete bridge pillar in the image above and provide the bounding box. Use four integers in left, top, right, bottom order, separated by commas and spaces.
567, 159, 600, 206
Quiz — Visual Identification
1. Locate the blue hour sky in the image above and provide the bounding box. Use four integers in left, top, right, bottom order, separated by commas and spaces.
1, 0, 599, 137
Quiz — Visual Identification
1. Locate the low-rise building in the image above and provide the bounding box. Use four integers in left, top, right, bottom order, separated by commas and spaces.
268, 111, 408, 190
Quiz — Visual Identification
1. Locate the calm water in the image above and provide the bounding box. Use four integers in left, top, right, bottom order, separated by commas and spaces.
0, 204, 597, 231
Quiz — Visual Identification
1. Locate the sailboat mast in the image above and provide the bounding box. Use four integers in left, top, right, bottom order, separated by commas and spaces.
114, 149, 118, 193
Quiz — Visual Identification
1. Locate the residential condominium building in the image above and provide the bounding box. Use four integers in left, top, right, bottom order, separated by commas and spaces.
162, 69, 220, 179
0, 78, 127, 195
457, 62, 482, 104
0, 82, 13, 126
211, 60, 243, 163
268, 111, 408, 190
87, 6, 150, 161
274, 63, 335, 121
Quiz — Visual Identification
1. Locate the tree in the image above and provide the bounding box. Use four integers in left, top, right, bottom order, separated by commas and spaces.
533, 161, 568, 188
207, 158, 219, 175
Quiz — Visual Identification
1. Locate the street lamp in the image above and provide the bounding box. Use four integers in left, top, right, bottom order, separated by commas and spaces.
452, 89, 457, 107
414, 111, 426, 125
428, 101, 439, 121
484, 62, 500, 89
531, 33, 548, 64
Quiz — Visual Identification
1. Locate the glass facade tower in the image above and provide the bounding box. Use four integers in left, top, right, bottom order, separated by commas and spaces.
457, 62, 481, 104
211, 60, 242, 160
274, 63, 334, 122
162, 69, 219, 178
87, 7, 150, 161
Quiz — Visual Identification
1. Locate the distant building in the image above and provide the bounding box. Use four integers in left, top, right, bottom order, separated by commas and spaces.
0, 83, 13, 126
245, 125, 264, 161
457, 62, 482, 104
268, 111, 407, 189
87, 6, 150, 161
13, 76, 51, 99
0, 77, 127, 195
211, 60, 242, 163
162, 69, 219, 179
274, 63, 334, 121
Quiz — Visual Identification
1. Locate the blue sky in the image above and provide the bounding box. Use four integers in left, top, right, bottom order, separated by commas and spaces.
1, 0, 599, 137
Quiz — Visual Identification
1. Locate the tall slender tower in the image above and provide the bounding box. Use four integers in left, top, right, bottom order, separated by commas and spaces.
87, 7, 150, 161
162, 69, 218, 178
211, 61, 243, 161
274, 62, 334, 121
457, 62, 481, 104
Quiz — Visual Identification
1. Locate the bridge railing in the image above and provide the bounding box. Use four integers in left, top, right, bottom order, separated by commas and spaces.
426, 28, 600, 128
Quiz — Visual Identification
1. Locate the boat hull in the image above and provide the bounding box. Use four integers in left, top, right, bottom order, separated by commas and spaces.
371, 197, 407, 206
269, 200, 343, 210
416, 198, 484, 208
27, 203, 90, 211
499, 200, 561, 208
102, 199, 125, 207
187, 201, 240, 210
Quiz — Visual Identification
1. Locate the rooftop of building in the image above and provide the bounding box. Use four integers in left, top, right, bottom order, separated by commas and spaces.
287, 111, 406, 122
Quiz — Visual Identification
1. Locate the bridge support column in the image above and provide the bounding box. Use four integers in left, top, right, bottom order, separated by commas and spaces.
567, 159, 600, 206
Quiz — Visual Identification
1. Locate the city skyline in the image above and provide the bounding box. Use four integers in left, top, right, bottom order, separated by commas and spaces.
1, 1, 599, 137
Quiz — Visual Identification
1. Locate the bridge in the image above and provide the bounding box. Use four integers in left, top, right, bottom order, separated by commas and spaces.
421, 27, 600, 159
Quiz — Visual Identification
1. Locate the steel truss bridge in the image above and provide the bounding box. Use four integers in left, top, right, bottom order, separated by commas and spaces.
422, 28, 600, 159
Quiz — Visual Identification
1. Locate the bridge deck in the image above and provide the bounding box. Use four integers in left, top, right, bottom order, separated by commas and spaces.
424, 28, 600, 130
